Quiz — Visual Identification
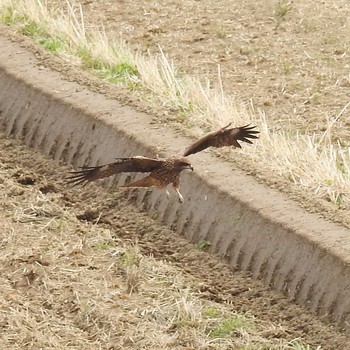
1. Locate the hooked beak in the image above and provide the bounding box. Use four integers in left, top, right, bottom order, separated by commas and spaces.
182, 164, 194, 172
180, 163, 194, 172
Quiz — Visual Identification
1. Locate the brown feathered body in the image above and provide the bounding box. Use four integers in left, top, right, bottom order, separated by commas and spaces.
121, 157, 190, 189
67, 156, 193, 202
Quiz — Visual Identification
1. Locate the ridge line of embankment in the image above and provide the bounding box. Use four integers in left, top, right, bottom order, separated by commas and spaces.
1, 34, 350, 329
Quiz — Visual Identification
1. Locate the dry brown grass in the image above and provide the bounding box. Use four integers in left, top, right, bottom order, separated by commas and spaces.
0, 132, 327, 349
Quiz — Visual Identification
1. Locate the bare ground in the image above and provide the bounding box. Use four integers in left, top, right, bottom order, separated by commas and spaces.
0, 131, 349, 349
76, 0, 350, 140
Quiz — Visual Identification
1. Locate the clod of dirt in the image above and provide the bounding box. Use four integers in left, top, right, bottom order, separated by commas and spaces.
13, 170, 37, 186
76, 209, 101, 222
14, 270, 39, 289
16, 175, 36, 186
39, 183, 57, 194
25, 255, 50, 266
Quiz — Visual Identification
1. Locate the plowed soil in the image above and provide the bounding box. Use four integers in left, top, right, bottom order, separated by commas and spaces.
78, 0, 350, 140
0, 131, 349, 348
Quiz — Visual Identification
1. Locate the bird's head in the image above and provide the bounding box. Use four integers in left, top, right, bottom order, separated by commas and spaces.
176, 157, 194, 172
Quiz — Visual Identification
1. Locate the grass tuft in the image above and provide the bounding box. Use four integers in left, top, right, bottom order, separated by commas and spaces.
196, 239, 211, 251
202, 307, 222, 318
209, 315, 254, 338
287, 339, 322, 350
18, 19, 44, 36
275, 0, 293, 19
96, 62, 139, 84
38, 36, 62, 53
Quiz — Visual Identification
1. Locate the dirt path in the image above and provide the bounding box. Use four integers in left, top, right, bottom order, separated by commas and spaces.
0, 134, 349, 349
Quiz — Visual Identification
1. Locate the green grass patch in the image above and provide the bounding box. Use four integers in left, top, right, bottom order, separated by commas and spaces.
123, 246, 141, 267
0, 6, 29, 26
202, 306, 222, 318
337, 163, 347, 175
77, 46, 103, 69
175, 319, 199, 328
334, 193, 344, 206
0, 6, 17, 24
0, 6, 62, 54
77, 46, 139, 85
19, 20, 45, 37
92, 241, 114, 250
38, 36, 63, 53
209, 315, 254, 338
275, 0, 292, 19
97, 62, 139, 84
196, 239, 211, 251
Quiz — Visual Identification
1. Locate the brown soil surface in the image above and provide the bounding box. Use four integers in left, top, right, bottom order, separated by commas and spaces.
77, 0, 350, 140
0, 131, 349, 349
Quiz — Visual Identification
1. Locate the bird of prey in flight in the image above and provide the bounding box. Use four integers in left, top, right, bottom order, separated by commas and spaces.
67, 124, 259, 203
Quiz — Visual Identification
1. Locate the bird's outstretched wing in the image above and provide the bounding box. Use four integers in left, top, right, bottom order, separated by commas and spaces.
66, 156, 163, 186
183, 124, 259, 157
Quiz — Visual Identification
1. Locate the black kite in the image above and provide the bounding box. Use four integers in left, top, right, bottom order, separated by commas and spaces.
67, 124, 259, 203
